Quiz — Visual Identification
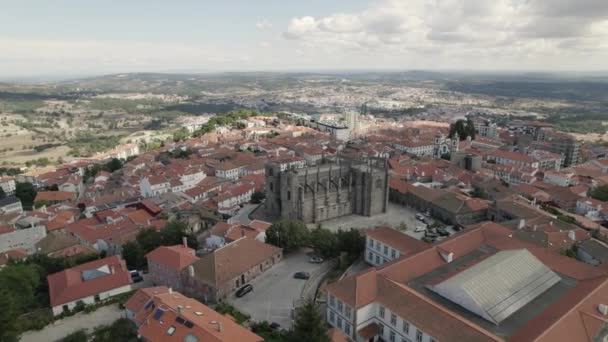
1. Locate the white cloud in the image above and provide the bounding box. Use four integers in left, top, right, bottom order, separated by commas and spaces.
282, 0, 608, 70
255, 19, 273, 30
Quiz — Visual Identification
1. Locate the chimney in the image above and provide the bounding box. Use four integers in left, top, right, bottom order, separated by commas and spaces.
183, 236, 188, 248
210, 321, 223, 332
568, 230, 576, 241
110, 266, 115, 274
188, 265, 195, 277
550, 221, 553, 226
518, 219, 526, 230
177, 305, 183, 314
599, 304, 608, 316
169, 287, 173, 294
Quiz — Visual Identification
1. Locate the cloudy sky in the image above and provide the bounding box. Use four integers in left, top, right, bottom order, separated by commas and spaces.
1, 0, 607, 78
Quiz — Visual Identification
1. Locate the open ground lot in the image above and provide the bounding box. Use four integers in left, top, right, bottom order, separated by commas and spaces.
315, 202, 419, 232
228, 249, 327, 329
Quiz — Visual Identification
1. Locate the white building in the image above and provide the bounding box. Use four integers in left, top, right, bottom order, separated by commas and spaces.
0, 176, 16, 195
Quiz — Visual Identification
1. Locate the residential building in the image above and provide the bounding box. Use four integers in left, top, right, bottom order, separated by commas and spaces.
146, 239, 199, 292
543, 170, 574, 187
472, 118, 498, 139
125, 287, 263, 342
0, 176, 16, 195
181, 237, 282, 303
0, 195, 23, 215
47, 256, 132, 316
34, 191, 76, 205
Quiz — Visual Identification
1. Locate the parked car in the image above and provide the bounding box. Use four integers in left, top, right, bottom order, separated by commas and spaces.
437, 228, 450, 237
415, 213, 426, 221
422, 236, 436, 243
414, 225, 427, 232
309, 256, 324, 263
294, 272, 311, 279
236, 284, 253, 297
269, 322, 281, 330
425, 231, 439, 238
129, 270, 143, 283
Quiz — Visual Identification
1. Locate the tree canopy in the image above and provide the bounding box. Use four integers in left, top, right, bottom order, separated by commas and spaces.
265, 219, 310, 252
15, 182, 36, 210
449, 118, 476, 141
288, 301, 330, 342
590, 185, 608, 202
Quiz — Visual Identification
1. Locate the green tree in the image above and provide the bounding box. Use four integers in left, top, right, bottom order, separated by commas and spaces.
335, 229, 365, 261
449, 119, 476, 141
15, 182, 37, 210
310, 226, 337, 258
63, 330, 88, 342
590, 185, 608, 202
251, 191, 265, 204
288, 301, 330, 342
122, 241, 146, 270
266, 220, 310, 252
91, 318, 139, 342
0, 186, 5, 199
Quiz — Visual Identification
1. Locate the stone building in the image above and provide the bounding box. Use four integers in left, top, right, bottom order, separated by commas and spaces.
265, 157, 389, 223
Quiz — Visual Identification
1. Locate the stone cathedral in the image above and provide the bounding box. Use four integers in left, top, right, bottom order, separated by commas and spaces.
265, 157, 389, 223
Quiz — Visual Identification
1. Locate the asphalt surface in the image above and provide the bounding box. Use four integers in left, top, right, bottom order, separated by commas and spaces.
229, 250, 326, 329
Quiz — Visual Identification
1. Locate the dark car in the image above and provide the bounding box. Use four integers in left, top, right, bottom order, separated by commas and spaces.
236, 284, 253, 297
437, 228, 450, 237
424, 231, 439, 238
269, 322, 281, 330
294, 272, 311, 279
130, 270, 143, 283
422, 236, 436, 243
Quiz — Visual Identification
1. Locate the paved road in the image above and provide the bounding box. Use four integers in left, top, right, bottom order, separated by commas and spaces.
20, 304, 122, 342
228, 204, 260, 225
229, 250, 325, 329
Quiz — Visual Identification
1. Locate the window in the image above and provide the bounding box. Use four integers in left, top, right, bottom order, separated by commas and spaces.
368, 238, 374, 247
375, 255, 380, 264
337, 300, 343, 313
345, 323, 351, 335
368, 251, 373, 261
390, 330, 396, 342
329, 295, 335, 308
379, 306, 385, 318
391, 249, 397, 259
384, 245, 388, 255
390, 313, 397, 326
377, 242, 382, 251
94, 294, 100, 303
379, 323, 384, 335
62, 305, 69, 313
403, 321, 410, 334
329, 311, 335, 323
402, 338, 412, 342
416, 330, 423, 342
345, 306, 351, 319
270, 183, 273, 191
287, 191, 291, 200
337, 317, 342, 329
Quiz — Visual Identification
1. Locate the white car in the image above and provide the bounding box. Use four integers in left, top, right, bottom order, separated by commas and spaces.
415, 225, 427, 232
309, 256, 324, 263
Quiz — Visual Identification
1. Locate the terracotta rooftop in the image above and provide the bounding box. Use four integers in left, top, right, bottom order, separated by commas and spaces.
47, 255, 131, 307
35, 191, 76, 203
146, 244, 199, 271
366, 226, 430, 256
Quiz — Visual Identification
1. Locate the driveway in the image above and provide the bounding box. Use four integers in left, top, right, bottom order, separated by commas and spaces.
229, 250, 327, 329
19, 304, 122, 342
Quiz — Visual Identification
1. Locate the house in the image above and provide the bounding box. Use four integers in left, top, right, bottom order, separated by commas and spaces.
365, 226, 429, 267
146, 239, 199, 292
125, 288, 263, 342
140, 176, 171, 197
0, 248, 27, 268
181, 237, 282, 303
324, 221, 608, 342
34, 191, 76, 205
204, 220, 272, 249
0, 176, 16, 195
47, 255, 132, 316
0, 195, 23, 215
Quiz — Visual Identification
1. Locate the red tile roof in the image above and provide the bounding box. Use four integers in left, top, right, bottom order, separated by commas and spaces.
146, 245, 199, 271
35, 191, 76, 202
47, 256, 132, 307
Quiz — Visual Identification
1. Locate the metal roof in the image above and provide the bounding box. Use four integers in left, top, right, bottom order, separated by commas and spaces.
430, 249, 561, 325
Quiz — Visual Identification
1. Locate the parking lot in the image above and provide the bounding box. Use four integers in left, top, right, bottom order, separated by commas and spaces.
229, 250, 327, 329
